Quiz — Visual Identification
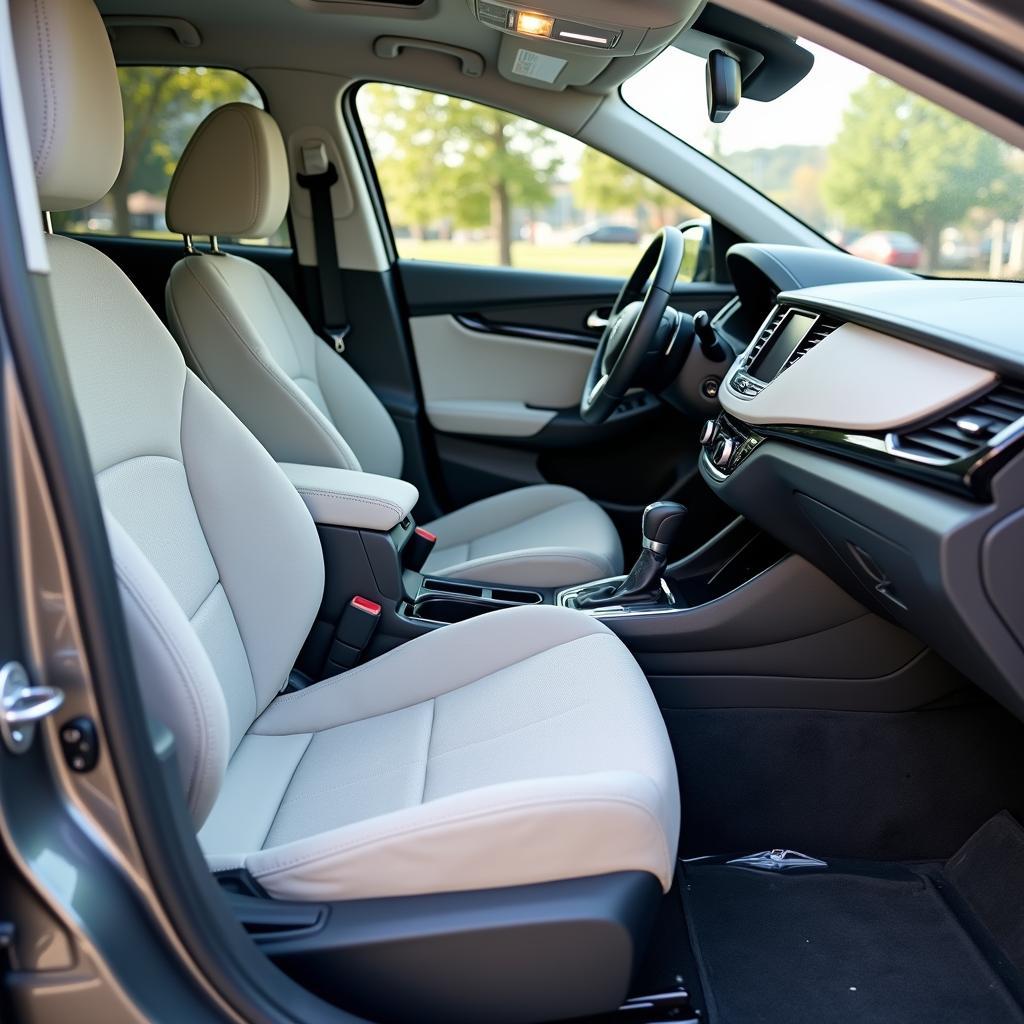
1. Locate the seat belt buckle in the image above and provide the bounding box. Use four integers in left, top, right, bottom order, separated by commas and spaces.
404, 527, 437, 573
324, 324, 350, 354
329, 595, 382, 670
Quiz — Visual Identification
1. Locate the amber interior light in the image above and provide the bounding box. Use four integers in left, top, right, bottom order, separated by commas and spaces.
516, 11, 554, 36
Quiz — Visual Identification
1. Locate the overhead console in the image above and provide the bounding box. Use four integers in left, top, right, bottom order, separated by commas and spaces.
467, 0, 704, 89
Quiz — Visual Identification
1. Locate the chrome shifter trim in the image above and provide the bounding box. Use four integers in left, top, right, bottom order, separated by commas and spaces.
557, 576, 680, 618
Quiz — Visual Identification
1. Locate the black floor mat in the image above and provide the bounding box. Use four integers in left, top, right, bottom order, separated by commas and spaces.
682, 858, 1024, 1024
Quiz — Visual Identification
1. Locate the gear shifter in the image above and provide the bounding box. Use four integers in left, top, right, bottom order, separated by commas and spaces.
577, 501, 687, 610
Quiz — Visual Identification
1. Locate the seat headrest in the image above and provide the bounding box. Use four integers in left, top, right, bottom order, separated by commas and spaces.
11, 0, 124, 211
166, 104, 288, 239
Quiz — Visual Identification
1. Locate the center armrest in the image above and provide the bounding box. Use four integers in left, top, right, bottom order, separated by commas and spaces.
279, 463, 419, 532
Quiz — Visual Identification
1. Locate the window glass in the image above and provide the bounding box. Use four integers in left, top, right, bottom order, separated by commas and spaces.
356, 83, 708, 279
53, 67, 290, 247
623, 45, 1024, 280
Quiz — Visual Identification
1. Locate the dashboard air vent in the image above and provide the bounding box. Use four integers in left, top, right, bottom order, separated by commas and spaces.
891, 383, 1024, 463
746, 306, 784, 364
785, 316, 843, 369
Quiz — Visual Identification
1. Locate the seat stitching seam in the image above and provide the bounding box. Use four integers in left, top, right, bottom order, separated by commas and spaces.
260, 267, 309, 381
187, 578, 222, 623
294, 488, 403, 519
264, 632, 617, 711
113, 557, 208, 815
260, 731, 314, 850
253, 792, 671, 880
425, 700, 591, 762
179, 377, 259, 724
419, 699, 435, 804
270, 756, 432, 804
179, 259, 357, 470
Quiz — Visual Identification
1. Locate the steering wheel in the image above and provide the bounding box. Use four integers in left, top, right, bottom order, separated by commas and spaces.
579, 226, 685, 425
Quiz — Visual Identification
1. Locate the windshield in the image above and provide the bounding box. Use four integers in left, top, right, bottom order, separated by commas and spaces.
623, 43, 1024, 280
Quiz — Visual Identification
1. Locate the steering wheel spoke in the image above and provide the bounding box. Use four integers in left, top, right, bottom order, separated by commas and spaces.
579, 227, 686, 424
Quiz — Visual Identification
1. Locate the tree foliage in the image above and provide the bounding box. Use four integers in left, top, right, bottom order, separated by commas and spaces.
822, 75, 1020, 266
361, 84, 562, 265
571, 148, 697, 229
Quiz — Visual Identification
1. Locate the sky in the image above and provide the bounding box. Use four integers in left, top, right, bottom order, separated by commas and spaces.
622, 41, 871, 155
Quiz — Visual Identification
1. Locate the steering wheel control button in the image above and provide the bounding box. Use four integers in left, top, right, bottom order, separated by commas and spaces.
60, 716, 99, 772
699, 419, 718, 446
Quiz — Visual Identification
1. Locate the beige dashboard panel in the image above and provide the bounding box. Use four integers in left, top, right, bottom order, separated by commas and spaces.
721, 321, 996, 431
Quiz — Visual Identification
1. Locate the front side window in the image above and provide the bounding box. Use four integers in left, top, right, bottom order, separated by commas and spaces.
54, 66, 289, 246
623, 44, 1024, 279
356, 83, 708, 279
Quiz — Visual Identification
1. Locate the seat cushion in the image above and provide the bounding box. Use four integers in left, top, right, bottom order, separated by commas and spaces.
421, 484, 623, 588
199, 605, 679, 901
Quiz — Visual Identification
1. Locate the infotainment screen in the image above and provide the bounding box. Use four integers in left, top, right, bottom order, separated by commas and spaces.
749, 311, 817, 381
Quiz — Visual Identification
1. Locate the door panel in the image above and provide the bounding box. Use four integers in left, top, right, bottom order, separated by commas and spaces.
411, 315, 594, 438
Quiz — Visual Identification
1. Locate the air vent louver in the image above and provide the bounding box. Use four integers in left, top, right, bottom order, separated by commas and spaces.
891, 383, 1024, 463
746, 307, 785, 364
785, 316, 842, 368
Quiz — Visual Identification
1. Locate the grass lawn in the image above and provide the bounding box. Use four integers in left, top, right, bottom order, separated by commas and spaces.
396, 239, 640, 278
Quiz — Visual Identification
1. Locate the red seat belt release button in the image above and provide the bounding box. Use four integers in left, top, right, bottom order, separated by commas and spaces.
330, 596, 382, 670
404, 525, 438, 573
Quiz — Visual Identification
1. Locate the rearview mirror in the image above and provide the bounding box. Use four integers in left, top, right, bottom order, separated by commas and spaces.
706, 49, 742, 123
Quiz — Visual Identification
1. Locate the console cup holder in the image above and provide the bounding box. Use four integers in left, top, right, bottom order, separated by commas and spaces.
409, 581, 543, 625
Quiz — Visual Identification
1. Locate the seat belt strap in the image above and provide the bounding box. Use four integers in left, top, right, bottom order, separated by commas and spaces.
296, 142, 350, 353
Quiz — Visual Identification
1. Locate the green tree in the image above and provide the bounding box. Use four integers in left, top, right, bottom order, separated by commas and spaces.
361, 85, 562, 266
822, 75, 1017, 268
572, 148, 697, 230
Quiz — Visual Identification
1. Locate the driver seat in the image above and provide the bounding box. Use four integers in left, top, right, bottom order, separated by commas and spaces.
163, 104, 622, 588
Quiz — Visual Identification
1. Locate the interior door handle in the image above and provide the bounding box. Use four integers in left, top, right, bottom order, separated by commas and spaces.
586, 310, 610, 330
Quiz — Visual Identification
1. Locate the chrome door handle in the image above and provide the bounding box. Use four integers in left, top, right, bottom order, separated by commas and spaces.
1, 662, 64, 754
586, 310, 610, 330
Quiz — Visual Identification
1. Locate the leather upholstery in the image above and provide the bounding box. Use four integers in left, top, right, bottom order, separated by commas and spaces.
164, 107, 622, 588
200, 605, 679, 900
166, 103, 289, 239
423, 484, 623, 587
279, 462, 418, 531
11, 0, 123, 210
14, 0, 678, 905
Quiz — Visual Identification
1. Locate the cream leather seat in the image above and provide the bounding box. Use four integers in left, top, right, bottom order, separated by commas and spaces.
13, 0, 678, 919
162, 102, 623, 589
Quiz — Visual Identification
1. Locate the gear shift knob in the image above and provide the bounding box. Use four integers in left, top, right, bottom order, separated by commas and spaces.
643, 501, 688, 557
576, 501, 686, 610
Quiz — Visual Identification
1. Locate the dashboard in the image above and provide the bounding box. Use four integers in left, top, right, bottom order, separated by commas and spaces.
701, 243, 1024, 721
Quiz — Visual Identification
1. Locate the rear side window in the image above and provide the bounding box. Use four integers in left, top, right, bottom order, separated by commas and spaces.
53, 67, 289, 247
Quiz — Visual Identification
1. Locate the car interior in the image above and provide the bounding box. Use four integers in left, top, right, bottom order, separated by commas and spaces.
2, 0, 1024, 1022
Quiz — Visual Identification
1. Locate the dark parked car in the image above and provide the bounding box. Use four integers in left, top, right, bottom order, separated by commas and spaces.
574, 223, 641, 244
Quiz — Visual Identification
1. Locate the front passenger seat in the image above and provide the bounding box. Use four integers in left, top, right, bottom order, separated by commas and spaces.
163, 103, 623, 589
12, 1, 679, 1018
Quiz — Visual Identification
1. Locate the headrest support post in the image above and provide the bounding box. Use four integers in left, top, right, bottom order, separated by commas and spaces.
42, 212, 53, 235
210, 236, 223, 255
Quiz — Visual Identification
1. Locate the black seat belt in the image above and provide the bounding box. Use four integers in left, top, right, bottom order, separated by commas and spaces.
296, 142, 350, 353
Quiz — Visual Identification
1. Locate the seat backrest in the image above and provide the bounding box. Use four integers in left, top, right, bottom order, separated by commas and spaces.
164, 103, 404, 479
12, 0, 326, 825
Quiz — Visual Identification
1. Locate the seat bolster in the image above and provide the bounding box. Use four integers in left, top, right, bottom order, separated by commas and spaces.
242, 771, 675, 901
422, 484, 623, 587
166, 256, 361, 471
251, 605, 613, 733
432, 547, 620, 588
